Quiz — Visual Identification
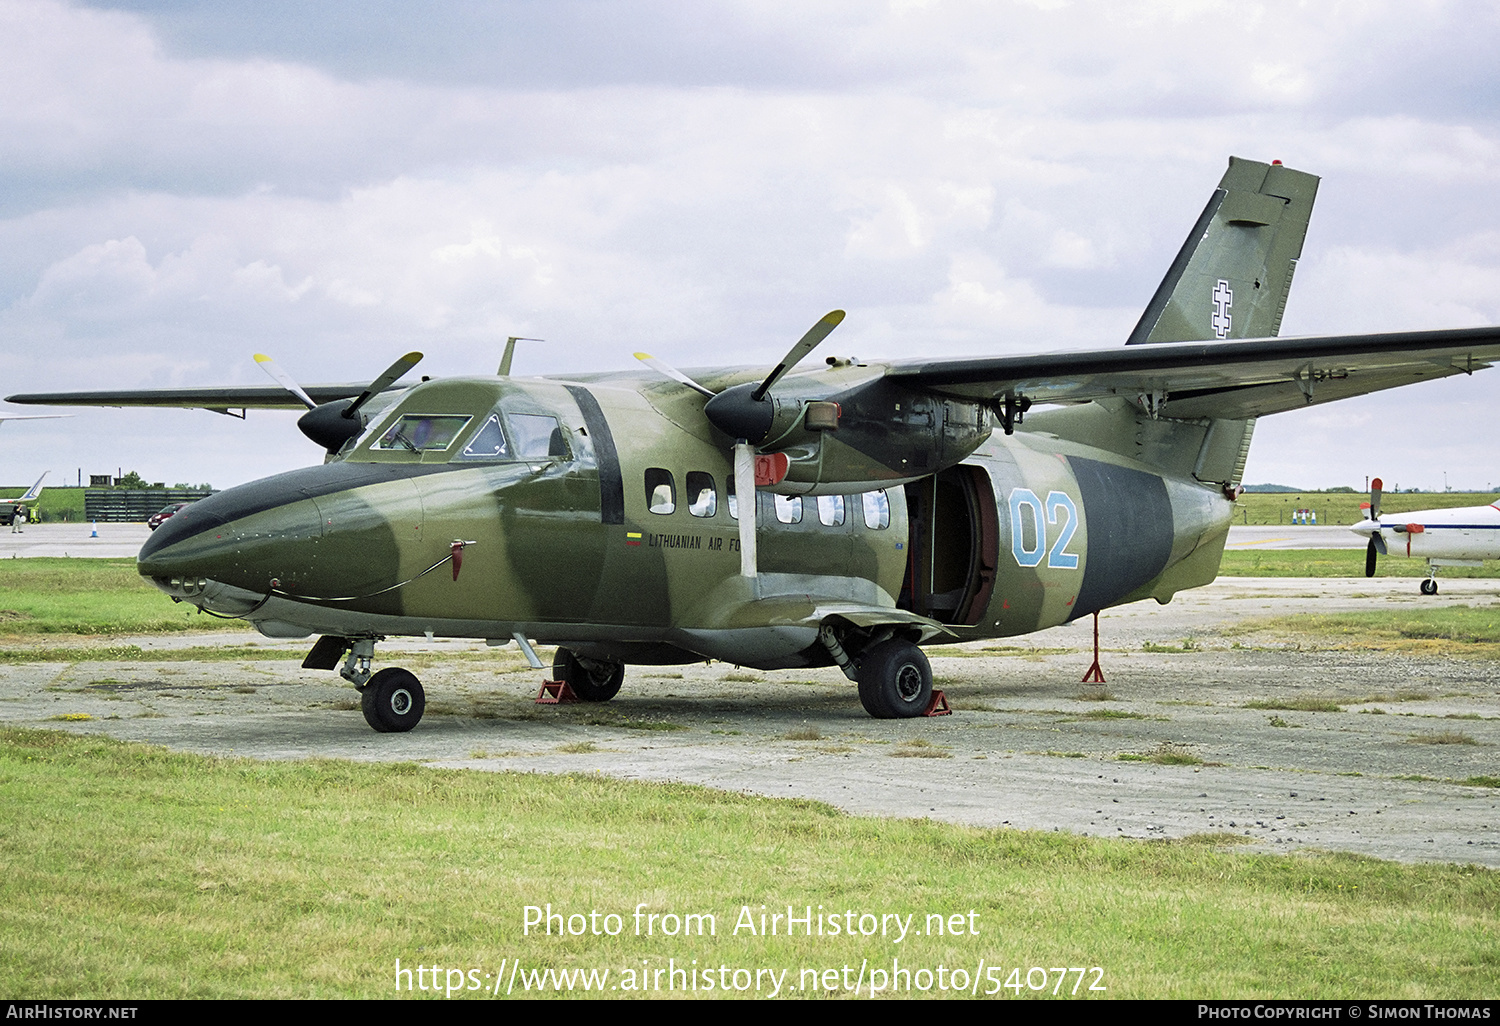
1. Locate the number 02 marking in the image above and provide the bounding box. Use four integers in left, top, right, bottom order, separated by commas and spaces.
1008, 488, 1081, 570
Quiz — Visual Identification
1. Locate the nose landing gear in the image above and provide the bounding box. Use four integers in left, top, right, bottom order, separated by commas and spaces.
303, 635, 427, 732
361, 667, 426, 733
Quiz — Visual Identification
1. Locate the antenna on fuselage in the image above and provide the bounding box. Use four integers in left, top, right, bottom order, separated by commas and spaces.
499, 337, 544, 377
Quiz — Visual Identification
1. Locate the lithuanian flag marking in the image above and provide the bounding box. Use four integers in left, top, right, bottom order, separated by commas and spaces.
625, 531, 642, 547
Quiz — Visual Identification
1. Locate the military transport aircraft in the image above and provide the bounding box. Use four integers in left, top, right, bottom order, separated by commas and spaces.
10, 156, 1500, 733
1352, 478, 1500, 594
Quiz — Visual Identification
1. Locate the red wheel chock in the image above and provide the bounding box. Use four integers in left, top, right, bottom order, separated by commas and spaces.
536, 680, 579, 704
923, 690, 951, 716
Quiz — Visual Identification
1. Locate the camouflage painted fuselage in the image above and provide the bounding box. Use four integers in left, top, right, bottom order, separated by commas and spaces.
139, 370, 1236, 669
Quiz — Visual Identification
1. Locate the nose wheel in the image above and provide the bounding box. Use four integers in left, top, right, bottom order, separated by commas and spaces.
1420, 577, 1438, 596
361, 667, 425, 732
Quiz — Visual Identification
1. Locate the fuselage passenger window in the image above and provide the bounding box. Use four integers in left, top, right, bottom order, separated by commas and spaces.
774, 494, 803, 524
687, 472, 717, 517
507, 413, 568, 460
646, 468, 676, 514
862, 490, 890, 530
817, 494, 845, 527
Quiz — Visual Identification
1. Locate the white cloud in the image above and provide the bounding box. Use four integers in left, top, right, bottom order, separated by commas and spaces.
0, 0, 1496, 488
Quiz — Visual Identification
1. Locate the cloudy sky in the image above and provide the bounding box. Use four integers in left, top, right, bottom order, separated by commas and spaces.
1, 0, 1498, 492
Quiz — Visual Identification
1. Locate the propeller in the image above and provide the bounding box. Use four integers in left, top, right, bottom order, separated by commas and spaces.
634, 310, 846, 579
256, 351, 425, 453
253, 354, 317, 411
1358, 477, 1388, 577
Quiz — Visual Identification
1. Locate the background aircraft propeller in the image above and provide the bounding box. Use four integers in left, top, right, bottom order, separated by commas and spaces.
634, 310, 846, 579
1361, 477, 1388, 577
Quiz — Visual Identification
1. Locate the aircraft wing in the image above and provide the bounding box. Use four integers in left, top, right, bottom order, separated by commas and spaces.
888, 325, 1500, 420
2, 383, 397, 414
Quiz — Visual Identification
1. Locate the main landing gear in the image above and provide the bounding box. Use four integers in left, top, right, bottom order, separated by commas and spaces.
552, 648, 625, 702
856, 638, 933, 719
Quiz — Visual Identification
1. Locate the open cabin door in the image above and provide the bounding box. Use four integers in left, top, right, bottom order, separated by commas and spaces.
898, 464, 998, 626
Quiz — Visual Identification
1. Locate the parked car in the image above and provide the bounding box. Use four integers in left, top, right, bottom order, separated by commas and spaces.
147, 501, 194, 531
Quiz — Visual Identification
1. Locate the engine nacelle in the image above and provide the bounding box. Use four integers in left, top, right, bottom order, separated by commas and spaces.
707, 377, 993, 495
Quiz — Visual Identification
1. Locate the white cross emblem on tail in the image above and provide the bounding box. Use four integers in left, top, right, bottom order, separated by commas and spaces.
1211, 278, 1233, 338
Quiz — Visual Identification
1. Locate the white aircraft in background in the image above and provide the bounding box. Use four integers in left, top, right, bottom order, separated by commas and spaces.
1351, 477, 1500, 594
0, 411, 67, 430
1, 471, 47, 527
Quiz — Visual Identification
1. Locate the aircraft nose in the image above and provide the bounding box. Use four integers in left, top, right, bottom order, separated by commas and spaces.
1349, 518, 1380, 539
136, 472, 325, 599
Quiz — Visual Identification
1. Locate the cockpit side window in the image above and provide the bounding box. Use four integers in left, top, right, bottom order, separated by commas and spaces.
456, 413, 509, 460
507, 413, 569, 460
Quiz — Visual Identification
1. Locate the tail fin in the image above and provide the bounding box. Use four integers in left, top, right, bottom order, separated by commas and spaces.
1126, 157, 1319, 345
19, 472, 46, 502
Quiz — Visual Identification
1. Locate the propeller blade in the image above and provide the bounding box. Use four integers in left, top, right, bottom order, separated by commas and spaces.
1365, 537, 1378, 577
1370, 477, 1383, 519
750, 310, 845, 402
634, 353, 716, 398
735, 441, 757, 578
253, 354, 318, 411
343, 352, 423, 419
1373, 532, 1387, 556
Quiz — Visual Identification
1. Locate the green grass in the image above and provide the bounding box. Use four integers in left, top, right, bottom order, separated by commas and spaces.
1232, 607, 1500, 653
3, 728, 1496, 999
1235, 491, 1500, 527
1219, 549, 1498, 578
0, 558, 246, 635
1118, 742, 1203, 766
1245, 698, 1345, 713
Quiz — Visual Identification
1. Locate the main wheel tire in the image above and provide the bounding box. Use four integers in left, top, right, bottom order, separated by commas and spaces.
1421, 578, 1438, 595
361, 667, 425, 732
552, 648, 624, 702
856, 639, 933, 719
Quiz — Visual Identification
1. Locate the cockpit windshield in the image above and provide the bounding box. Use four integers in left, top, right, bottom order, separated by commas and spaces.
376, 415, 472, 452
